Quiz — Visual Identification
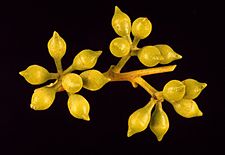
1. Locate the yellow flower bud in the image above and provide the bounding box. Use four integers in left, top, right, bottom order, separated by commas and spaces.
137, 46, 164, 67
47, 31, 66, 60
62, 73, 83, 94
19, 65, 50, 85
163, 80, 186, 103
182, 79, 207, 99
72, 49, 102, 70
132, 17, 152, 39
127, 98, 156, 137
67, 94, 90, 121
155, 44, 182, 64
112, 6, 131, 36
110, 37, 131, 57
80, 70, 110, 91
150, 103, 169, 141
173, 99, 203, 118
31, 87, 56, 110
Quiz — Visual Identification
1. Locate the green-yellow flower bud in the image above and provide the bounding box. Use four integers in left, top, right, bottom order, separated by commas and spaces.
47, 31, 66, 60
110, 37, 130, 57
150, 103, 169, 141
72, 49, 102, 70
182, 79, 207, 99
132, 17, 152, 39
163, 80, 186, 103
137, 46, 164, 67
62, 73, 83, 94
80, 70, 110, 91
67, 94, 90, 121
112, 6, 131, 36
31, 87, 56, 110
127, 98, 156, 137
19, 65, 50, 85
173, 99, 203, 118
155, 44, 182, 64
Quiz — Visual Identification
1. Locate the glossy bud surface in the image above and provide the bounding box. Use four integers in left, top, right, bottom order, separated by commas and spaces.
80, 70, 110, 91
112, 6, 131, 36
138, 46, 163, 67
163, 80, 186, 103
68, 94, 90, 121
62, 73, 83, 94
48, 31, 66, 60
132, 17, 152, 39
155, 44, 182, 64
19, 65, 50, 85
173, 99, 203, 118
72, 49, 102, 70
127, 99, 155, 137
110, 37, 130, 57
183, 79, 207, 99
150, 103, 169, 141
31, 87, 56, 110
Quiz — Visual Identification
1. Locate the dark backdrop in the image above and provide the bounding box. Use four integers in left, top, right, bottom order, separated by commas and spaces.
1, 0, 224, 154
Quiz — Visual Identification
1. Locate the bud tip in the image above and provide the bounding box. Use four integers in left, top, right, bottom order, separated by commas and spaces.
19, 70, 25, 76
30, 104, 36, 110
176, 54, 182, 59
197, 110, 203, 116
157, 136, 163, 142
83, 115, 90, 121
201, 83, 207, 89
114, 6, 121, 14
53, 31, 59, 37
127, 129, 135, 137
96, 50, 103, 57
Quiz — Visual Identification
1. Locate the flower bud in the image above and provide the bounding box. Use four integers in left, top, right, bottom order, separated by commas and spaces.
47, 31, 66, 60
150, 103, 169, 141
137, 46, 164, 67
182, 79, 207, 99
80, 70, 110, 91
67, 94, 90, 121
72, 49, 102, 70
127, 98, 155, 137
31, 87, 56, 110
163, 80, 186, 103
62, 73, 83, 94
132, 17, 152, 39
19, 65, 50, 85
173, 99, 203, 118
155, 44, 182, 64
110, 37, 130, 57
112, 6, 131, 36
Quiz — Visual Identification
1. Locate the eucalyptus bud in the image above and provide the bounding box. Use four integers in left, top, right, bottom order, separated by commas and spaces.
110, 37, 131, 57
72, 49, 102, 70
19, 65, 50, 85
137, 46, 164, 67
182, 79, 207, 99
132, 17, 152, 39
163, 80, 186, 103
150, 102, 169, 141
62, 73, 83, 94
67, 94, 90, 121
127, 98, 156, 137
155, 44, 182, 64
47, 31, 66, 60
31, 87, 56, 110
112, 6, 131, 36
173, 99, 203, 118
80, 70, 110, 91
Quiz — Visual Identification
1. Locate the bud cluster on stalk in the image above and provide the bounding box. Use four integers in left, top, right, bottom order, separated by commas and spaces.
19, 31, 109, 121
19, 5, 207, 142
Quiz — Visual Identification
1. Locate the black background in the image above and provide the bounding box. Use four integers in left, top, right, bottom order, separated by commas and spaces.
1, 0, 224, 154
